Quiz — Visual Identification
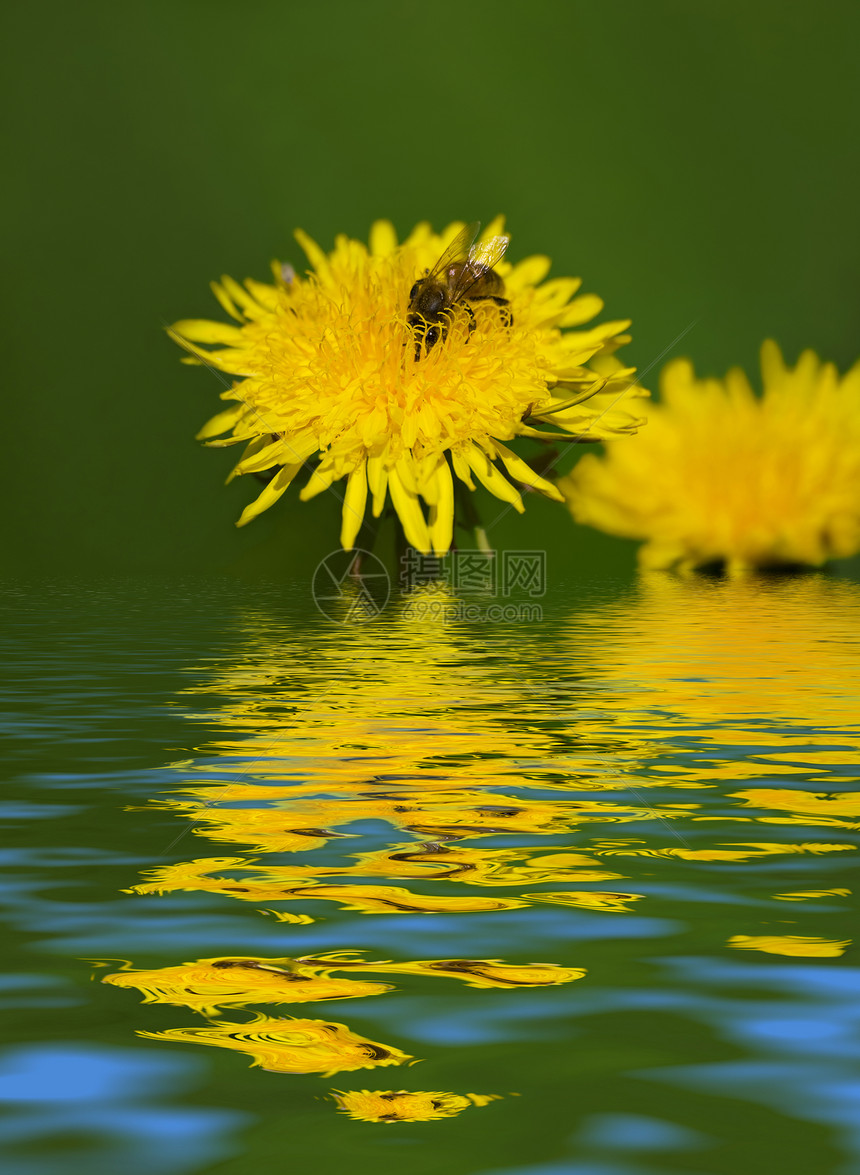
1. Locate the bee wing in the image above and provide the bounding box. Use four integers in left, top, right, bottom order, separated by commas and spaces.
469, 233, 511, 273
426, 220, 482, 278
448, 231, 511, 299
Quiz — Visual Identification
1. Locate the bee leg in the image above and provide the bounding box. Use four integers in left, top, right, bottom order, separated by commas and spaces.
488, 295, 513, 327
413, 323, 440, 359
408, 313, 438, 359
469, 295, 513, 327
463, 302, 476, 341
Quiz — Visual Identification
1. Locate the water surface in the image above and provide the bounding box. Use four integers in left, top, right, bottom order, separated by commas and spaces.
2, 573, 858, 1174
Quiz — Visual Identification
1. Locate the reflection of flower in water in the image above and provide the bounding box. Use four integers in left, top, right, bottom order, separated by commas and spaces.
529, 891, 643, 913
727, 936, 851, 958
128, 577, 860, 933
131, 606, 700, 920
170, 592, 652, 802
139, 1015, 412, 1076
128, 854, 643, 917
128, 857, 528, 914
111, 576, 858, 1119
574, 574, 860, 794
774, 889, 850, 902
102, 957, 392, 1017
331, 1089, 500, 1123
564, 575, 860, 955
364, 956, 583, 988
592, 841, 854, 862
112, 610, 662, 1112
728, 790, 860, 831
147, 787, 676, 859
103, 952, 585, 1016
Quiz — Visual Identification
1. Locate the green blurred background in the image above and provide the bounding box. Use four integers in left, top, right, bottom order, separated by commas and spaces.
4, 0, 859, 580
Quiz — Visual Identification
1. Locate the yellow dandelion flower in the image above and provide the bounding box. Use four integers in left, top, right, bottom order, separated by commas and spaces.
562, 341, 860, 573
172, 218, 646, 553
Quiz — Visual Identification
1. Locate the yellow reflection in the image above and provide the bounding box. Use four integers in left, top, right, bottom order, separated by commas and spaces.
274, 952, 585, 989
129, 859, 528, 914
591, 841, 855, 862
128, 590, 752, 935
357, 956, 584, 988
774, 889, 851, 901
146, 786, 685, 856
529, 891, 643, 913
566, 575, 860, 871
103, 951, 584, 1017
579, 573, 860, 742
142, 574, 860, 910
122, 574, 859, 1034
331, 1089, 500, 1122
729, 790, 860, 830
149, 589, 694, 862
102, 957, 392, 1016
129, 841, 624, 891
727, 935, 851, 957
128, 855, 644, 917
139, 1014, 412, 1075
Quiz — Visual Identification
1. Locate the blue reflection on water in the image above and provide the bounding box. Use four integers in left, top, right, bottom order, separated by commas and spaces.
576, 1113, 708, 1152
0, 1045, 248, 1175
641, 1061, 860, 1167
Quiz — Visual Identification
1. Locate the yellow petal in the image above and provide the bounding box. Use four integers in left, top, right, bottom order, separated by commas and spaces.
243, 279, 281, 311
196, 404, 247, 441
557, 293, 604, 328
427, 459, 455, 554
340, 465, 369, 550
209, 281, 244, 322
451, 450, 476, 490
228, 438, 287, 480
389, 464, 431, 553
366, 456, 389, 518
466, 448, 524, 512
369, 220, 398, 257
170, 319, 245, 346
507, 255, 551, 288
219, 275, 263, 317
294, 229, 331, 281
236, 463, 303, 527
760, 338, 787, 385
481, 214, 507, 241
300, 464, 338, 502
494, 443, 564, 501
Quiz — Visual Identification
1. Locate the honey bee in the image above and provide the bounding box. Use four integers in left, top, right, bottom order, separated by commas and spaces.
407, 221, 512, 357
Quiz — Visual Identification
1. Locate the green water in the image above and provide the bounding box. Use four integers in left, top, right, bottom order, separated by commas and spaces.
2, 574, 858, 1175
